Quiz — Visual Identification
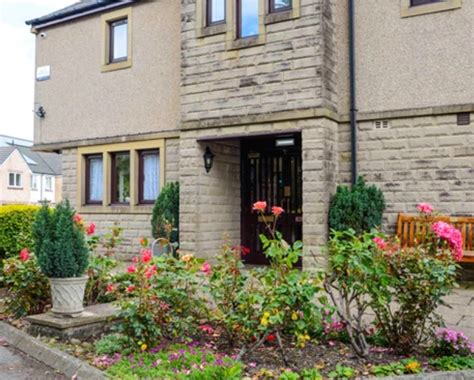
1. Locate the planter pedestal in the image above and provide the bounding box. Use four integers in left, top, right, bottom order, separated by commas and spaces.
50, 276, 88, 318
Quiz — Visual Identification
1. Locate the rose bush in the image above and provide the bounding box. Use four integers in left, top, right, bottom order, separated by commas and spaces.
0, 248, 50, 318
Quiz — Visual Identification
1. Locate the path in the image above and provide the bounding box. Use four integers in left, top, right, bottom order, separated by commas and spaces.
439, 282, 474, 340
0, 343, 65, 380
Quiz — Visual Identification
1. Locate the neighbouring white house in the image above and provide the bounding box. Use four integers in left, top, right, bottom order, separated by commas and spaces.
0, 138, 62, 205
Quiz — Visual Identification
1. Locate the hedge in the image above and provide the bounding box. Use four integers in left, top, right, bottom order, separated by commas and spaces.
0, 205, 39, 259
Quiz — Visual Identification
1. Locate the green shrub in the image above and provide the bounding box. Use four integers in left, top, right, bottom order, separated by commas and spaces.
95, 334, 130, 356
429, 356, 474, 371
0, 205, 39, 259
0, 251, 50, 318
151, 182, 179, 245
328, 176, 385, 234
328, 364, 356, 379
32, 200, 89, 278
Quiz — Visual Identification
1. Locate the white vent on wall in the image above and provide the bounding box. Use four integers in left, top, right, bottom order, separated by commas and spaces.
374, 120, 390, 130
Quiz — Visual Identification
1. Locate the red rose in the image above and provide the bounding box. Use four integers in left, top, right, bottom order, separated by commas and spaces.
141, 249, 153, 263
87, 223, 96, 236
127, 265, 136, 273
266, 334, 276, 342
73, 214, 83, 224
19, 248, 30, 262
252, 201, 267, 212
271, 206, 284, 216
126, 285, 135, 293
105, 284, 115, 294
241, 246, 251, 256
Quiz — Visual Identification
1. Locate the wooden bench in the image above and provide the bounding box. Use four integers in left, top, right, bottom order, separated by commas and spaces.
396, 213, 474, 263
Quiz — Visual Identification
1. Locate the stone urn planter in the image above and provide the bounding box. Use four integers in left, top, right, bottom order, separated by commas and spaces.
50, 276, 88, 318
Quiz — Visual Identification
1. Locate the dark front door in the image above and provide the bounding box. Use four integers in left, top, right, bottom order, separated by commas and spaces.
241, 134, 303, 265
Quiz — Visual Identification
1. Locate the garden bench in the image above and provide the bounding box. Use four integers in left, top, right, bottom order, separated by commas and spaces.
396, 213, 474, 263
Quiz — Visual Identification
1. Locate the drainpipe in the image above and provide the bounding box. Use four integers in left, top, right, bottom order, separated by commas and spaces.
348, 0, 358, 185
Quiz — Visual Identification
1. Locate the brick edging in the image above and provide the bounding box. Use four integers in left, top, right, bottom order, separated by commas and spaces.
0, 321, 106, 380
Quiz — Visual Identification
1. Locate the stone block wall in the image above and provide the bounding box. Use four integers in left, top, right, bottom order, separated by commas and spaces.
302, 117, 338, 268
61, 138, 180, 259
179, 132, 241, 259
181, 0, 340, 123
338, 113, 474, 232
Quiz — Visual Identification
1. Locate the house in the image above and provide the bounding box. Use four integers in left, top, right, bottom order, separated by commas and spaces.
26, 0, 473, 264
0, 142, 62, 205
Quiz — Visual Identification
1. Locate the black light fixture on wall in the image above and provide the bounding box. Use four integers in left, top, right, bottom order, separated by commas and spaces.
203, 147, 215, 173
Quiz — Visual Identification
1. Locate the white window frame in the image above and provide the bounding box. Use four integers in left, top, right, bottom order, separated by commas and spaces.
45, 176, 53, 192
8, 172, 22, 188
31, 174, 39, 191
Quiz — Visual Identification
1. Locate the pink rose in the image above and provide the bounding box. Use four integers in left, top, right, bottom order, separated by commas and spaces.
252, 201, 267, 212
432, 221, 463, 261
145, 265, 157, 279
127, 265, 136, 274
198, 324, 215, 334
201, 262, 212, 276
141, 249, 153, 263
87, 223, 96, 236
373, 237, 387, 250
126, 285, 135, 293
73, 214, 83, 224
272, 206, 284, 216
105, 284, 115, 294
19, 248, 30, 262
416, 202, 434, 214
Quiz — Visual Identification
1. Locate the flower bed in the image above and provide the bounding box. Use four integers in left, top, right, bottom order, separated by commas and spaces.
1, 201, 473, 379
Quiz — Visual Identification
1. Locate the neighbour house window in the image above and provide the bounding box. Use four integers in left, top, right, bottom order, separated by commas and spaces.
45, 176, 53, 191
269, 0, 292, 12
8, 172, 21, 188
238, 0, 260, 38
86, 155, 103, 204
31, 174, 38, 190
138, 150, 160, 204
207, 0, 226, 26
111, 151, 131, 204
109, 18, 128, 63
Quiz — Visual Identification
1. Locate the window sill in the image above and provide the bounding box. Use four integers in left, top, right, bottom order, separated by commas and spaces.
78, 203, 153, 214
400, 0, 461, 17
7, 186, 23, 190
101, 59, 132, 73
196, 23, 227, 38
226, 35, 266, 51
264, 9, 297, 25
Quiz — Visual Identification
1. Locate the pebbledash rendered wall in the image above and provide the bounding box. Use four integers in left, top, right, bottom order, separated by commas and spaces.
61, 139, 180, 259
338, 113, 474, 233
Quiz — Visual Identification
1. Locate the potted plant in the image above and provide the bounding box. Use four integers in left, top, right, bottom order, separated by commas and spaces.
32, 200, 90, 317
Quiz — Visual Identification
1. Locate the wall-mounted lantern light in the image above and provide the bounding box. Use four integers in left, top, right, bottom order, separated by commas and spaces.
35, 106, 46, 118
203, 147, 215, 173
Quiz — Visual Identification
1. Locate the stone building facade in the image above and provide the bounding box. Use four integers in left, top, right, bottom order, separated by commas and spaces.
28, 0, 473, 263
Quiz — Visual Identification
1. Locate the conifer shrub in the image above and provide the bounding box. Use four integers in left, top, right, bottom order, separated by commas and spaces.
328, 176, 385, 234
151, 182, 179, 244
32, 200, 89, 278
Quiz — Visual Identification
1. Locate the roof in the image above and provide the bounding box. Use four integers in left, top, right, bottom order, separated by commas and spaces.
25, 0, 137, 28
0, 146, 61, 176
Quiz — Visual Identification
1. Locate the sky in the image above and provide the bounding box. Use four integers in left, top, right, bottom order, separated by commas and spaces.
0, 0, 75, 141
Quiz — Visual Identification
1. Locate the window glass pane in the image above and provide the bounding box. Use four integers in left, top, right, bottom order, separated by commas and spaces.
112, 20, 127, 61
142, 152, 160, 201
9, 173, 14, 186
88, 157, 103, 202
31, 175, 37, 190
240, 0, 259, 38
15, 174, 21, 187
273, 0, 291, 10
210, 0, 225, 23
113, 152, 130, 203
45, 176, 52, 190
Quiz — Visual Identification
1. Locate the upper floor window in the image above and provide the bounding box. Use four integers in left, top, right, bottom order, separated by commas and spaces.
86, 154, 103, 204
238, 0, 259, 38
8, 172, 21, 188
207, 0, 225, 26
45, 176, 53, 191
31, 174, 38, 190
111, 151, 130, 204
138, 150, 160, 204
269, 0, 292, 12
109, 18, 128, 63
410, 0, 444, 5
